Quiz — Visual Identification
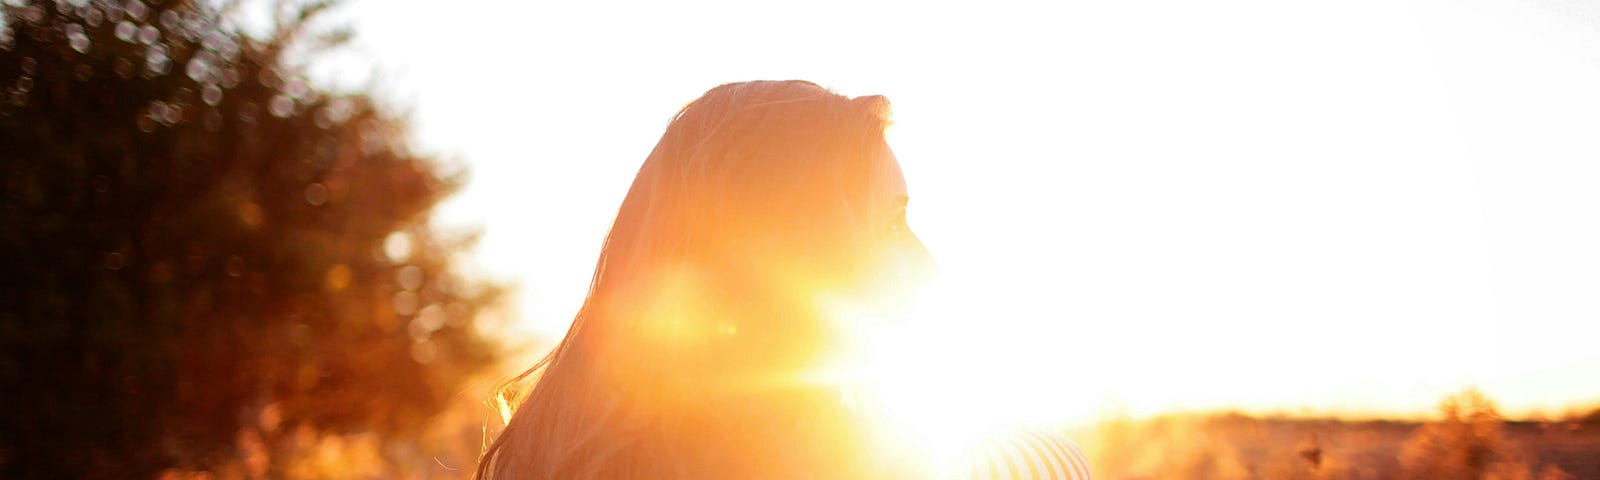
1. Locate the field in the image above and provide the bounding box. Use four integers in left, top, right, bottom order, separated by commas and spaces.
1083, 404, 1600, 480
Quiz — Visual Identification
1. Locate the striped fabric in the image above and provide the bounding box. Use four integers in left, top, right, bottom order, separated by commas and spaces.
966, 429, 1093, 480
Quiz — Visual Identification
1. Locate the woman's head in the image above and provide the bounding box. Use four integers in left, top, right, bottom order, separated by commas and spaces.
478, 80, 929, 479
610, 80, 928, 314
577, 80, 931, 392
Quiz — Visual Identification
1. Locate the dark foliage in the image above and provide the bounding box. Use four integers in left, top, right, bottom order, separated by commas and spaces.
0, 1, 501, 477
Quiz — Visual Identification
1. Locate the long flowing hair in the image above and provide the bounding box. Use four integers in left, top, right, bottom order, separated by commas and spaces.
476, 81, 899, 479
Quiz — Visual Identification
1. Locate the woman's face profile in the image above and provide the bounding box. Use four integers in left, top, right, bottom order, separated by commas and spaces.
834, 143, 934, 318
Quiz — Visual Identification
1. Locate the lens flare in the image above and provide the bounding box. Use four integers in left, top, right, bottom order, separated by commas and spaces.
832, 276, 1098, 474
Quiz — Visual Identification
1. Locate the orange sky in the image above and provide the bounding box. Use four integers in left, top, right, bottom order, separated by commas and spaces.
319, 0, 1600, 425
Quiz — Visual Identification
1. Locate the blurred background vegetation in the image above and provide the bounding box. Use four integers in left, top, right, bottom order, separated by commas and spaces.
1086, 391, 1600, 480
1, 0, 507, 478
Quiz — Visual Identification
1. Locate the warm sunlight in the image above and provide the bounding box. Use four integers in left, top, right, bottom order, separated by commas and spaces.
13, 0, 1600, 477
330, 0, 1600, 429
840, 276, 1102, 463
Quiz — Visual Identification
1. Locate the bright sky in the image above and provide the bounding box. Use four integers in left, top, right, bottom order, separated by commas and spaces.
324, 0, 1600, 425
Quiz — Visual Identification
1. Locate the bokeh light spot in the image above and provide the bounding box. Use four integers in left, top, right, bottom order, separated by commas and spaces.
65, 24, 90, 53
104, 252, 126, 270
268, 95, 293, 118
324, 264, 351, 292
303, 183, 327, 206
410, 341, 437, 364
408, 305, 444, 341
391, 291, 418, 316
396, 265, 423, 291
224, 255, 245, 277
382, 232, 412, 264
114, 21, 136, 42
201, 84, 222, 106
236, 201, 263, 228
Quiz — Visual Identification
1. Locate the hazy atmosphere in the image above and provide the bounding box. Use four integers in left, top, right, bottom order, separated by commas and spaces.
5, 0, 1598, 478
332, 0, 1600, 422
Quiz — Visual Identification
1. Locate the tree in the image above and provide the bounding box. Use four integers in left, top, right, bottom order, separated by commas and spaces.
0, 1, 502, 477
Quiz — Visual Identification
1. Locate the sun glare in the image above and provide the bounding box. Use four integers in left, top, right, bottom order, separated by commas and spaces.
838, 276, 1098, 466
339, 0, 1600, 443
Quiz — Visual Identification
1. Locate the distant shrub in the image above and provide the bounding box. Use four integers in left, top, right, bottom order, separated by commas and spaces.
1087, 392, 1593, 480
1581, 408, 1600, 425
1398, 390, 1532, 480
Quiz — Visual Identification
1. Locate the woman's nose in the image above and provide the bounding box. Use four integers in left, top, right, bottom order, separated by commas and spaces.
904, 230, 938, 284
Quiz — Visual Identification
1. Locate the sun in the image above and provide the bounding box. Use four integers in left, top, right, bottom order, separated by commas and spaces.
837, 276, 1099, 469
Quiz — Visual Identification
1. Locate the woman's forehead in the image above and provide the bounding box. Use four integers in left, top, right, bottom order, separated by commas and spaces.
873, 147, 907, 205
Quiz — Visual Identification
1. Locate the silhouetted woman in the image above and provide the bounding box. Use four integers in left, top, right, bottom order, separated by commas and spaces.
474, 81, 1090, 479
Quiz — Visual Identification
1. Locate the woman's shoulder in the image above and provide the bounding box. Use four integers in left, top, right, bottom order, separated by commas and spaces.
963, 428, 1093, 480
